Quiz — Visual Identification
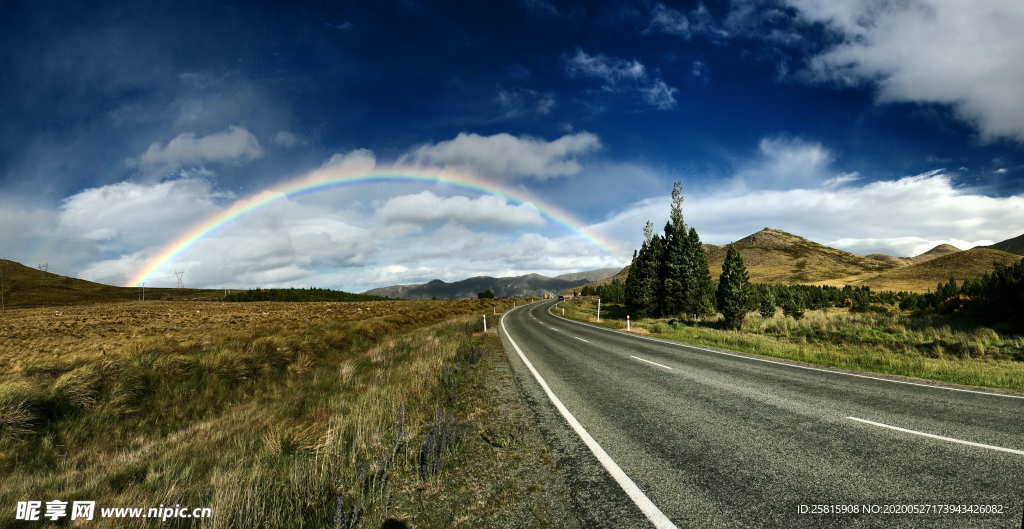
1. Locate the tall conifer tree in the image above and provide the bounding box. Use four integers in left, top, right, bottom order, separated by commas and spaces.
716, 244, 751, 329
683, 226, 714, 318
659, 182, 688, 317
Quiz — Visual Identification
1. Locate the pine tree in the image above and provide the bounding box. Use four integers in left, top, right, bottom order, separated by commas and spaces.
759, 296, 776, 318
659, 182, 688, 317
626, 221, 660, 316
782, 292, 805, 320
716, 244, 750, 329
642, 233, 664, 317
682, 226, 714, 319
625, 248, 640, 308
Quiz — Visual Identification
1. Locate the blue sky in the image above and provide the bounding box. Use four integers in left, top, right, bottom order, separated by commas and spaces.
2, 0, 1023, 290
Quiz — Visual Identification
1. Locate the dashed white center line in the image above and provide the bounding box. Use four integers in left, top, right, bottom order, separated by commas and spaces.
847, 417, 1024, 456
574, 336, 590, 343
630, 355, 673, 370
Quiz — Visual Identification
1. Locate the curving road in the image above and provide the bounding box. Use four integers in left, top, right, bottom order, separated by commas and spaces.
499, 301, 1024, 529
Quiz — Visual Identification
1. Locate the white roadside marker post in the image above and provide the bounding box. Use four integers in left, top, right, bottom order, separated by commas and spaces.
562, 307, 565, 316
627, 315, 631, 331
483, 314, 487, 333
597, 297, 601, 322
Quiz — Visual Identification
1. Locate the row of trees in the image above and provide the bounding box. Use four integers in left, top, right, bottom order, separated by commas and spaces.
577, 280, 625, 303
898, 259, 1024, 330
623, 182, 753, 329
619, 182, 899, 328
624, 183, 718, 319
224, 287, 388, 302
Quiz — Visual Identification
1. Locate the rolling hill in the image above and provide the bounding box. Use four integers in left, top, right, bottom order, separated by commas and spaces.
834, 247, 1023, 292
0, 259, 225, 307
986, 232, 1024, 255
364, 273, 592, 299
703, 228, 898, 283
908, 243, 961, 264
553, 268, 620, 282
571, 228, 1022, 294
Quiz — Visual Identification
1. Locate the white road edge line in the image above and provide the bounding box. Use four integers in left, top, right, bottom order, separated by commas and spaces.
502, 305, 679, 529
574, 336, 591, 343
630, 355, 673, 370
846, 417, 1024, 456
548, 304, 1024, 400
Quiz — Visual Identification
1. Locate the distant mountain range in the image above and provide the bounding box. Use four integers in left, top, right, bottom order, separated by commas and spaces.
3, 229, 1021, 306
362, 269, 620, 299
576, 228, 1024, 294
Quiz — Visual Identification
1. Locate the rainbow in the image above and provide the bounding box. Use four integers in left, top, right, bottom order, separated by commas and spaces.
125, 166, 628, 287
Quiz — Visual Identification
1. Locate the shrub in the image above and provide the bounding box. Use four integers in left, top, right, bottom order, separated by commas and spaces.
0, 382, 44, 438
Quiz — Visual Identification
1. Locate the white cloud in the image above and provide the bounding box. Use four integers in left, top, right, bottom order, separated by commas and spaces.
400, 131, 600, 181
729, 136, 858, 191
642, 80, 679, 110
58, 178, 229, 251
563, 49, 678, 109
646, 3, 730, 39
272, 130, 305, 147
320, 148, 377, 172
378, 191, 546, 228
495, 88, 556, 118
588, 141, 1024, 259
648, 3, 691, 36
786, 0, 1024, 141
564, 49, 646, 85
129, 125, 264, 173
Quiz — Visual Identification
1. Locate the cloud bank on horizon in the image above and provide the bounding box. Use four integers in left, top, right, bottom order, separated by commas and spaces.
1, 0, 1022, 291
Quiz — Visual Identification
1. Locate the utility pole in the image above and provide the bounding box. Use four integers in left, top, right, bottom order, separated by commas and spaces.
38, 263, 48, 285
139, 283, 145, 301
174, 270, 185, 289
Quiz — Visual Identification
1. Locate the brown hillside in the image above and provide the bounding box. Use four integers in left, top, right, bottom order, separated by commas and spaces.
573, 229, 1020, 294
909, 243, 961, 264
0, 259, 223, 308
824, 248, 1022, 292
570, 228, 901, 292
705, 228, 898, 283
987, 233, 1024, 255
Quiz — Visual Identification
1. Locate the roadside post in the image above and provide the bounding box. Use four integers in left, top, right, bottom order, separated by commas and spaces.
627, 315, 631, 331
483, 314, 487, 333
597, 297, 601, 322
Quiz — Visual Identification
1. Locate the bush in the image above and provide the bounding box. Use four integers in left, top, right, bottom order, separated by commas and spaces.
782, 296, 805, 320
649, 322, 669, 334
0, 382, 45, 438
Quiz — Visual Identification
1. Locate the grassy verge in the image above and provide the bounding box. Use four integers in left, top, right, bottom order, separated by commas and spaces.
0, 300, 577, 528
559, 299, 1024, 393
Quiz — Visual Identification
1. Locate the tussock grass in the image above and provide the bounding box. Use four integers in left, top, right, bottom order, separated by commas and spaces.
0, 298, 514, 528
563, 300, 1024, 393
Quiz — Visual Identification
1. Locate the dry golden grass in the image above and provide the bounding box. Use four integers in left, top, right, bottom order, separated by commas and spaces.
0, 298, 517, 528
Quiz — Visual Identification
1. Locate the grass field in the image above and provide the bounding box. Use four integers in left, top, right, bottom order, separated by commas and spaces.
0, 299, 575, 528
560, 299, 1024, 393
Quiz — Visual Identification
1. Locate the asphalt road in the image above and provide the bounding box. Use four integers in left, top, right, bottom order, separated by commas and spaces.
499, 301, 1024, 529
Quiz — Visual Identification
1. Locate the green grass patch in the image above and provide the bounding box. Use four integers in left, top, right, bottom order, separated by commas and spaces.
560, 300, 1024, 393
